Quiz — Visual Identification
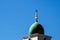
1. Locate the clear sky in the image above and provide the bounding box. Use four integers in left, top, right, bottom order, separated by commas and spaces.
0, 0, 60, 40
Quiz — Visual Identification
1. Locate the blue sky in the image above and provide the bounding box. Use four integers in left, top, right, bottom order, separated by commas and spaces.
0, 0, 60, 40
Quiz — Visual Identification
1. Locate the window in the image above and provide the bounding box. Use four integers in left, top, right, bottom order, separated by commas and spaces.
29, 38, 31, 40
44, 38, 46, 40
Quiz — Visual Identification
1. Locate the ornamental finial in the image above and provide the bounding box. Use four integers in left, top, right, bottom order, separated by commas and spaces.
35, 10, 38, 22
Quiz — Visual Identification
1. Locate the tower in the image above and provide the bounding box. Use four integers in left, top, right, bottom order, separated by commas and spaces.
23, 10, 52, 40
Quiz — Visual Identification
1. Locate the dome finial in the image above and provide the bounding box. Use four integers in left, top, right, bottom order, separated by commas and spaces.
35, 9, 38, 22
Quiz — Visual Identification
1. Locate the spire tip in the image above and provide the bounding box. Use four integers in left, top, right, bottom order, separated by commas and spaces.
35, 9, 38, 22
36, 9, 38, 12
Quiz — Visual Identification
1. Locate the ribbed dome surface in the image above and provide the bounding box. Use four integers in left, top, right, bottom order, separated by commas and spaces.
29, 22, 44, 35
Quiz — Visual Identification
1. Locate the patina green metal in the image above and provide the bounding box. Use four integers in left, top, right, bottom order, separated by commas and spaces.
29, 22, 44, 35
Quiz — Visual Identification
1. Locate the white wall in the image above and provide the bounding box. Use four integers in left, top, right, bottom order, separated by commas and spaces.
23, 37, 38, 40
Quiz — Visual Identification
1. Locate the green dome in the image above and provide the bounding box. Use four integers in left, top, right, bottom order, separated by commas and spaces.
29, 22, 44, 35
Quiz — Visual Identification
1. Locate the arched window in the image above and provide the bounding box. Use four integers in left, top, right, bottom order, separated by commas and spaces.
29, 38, 31, 40
44, 38, 46, 40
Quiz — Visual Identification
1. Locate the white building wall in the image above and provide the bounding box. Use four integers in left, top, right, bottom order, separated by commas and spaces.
23, 37, 38, 40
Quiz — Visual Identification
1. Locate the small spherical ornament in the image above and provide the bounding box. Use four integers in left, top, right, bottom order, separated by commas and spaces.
35, 17, 38, 19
